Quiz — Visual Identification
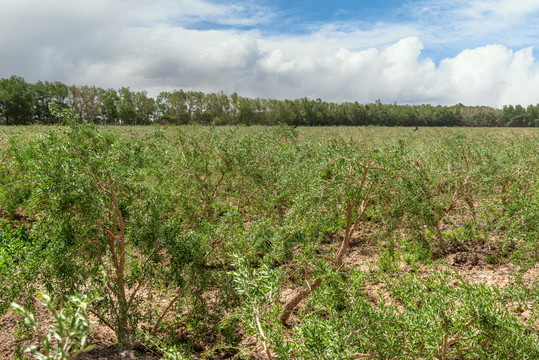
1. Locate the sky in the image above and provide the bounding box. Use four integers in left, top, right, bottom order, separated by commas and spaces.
1, 0, 539, 107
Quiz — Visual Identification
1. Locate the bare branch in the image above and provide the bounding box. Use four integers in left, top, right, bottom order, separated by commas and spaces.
349, 353, 376, 359
149, 284, 187, 336
254, 309, 274, 360
279, 277, 323, 324
438, 318, 475, 360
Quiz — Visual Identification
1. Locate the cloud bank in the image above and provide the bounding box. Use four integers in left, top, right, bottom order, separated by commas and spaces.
1, 0, 539, 107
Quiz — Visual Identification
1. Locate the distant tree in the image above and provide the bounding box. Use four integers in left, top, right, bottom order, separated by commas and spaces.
468, 112, 498, 127
100, 88, 120, 125
33, 81, 68, 124
364, 99, 391, 126
0, 76, 35, 125
68, 85, 103, 123
117, 87, 156, 125
265, 99, 297, 125
431, 106, 462, 126
499, 105, 532, 127
343, 102, 367, 126
185, 91, 206, 124
133, 90, 155, 125
527, 104, 539, 127
204, 91, 231, 125
391, 104, 417, 126
157, 90, 190, 125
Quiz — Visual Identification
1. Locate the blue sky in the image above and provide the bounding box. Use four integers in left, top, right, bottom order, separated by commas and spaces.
257, 0, 411, 31
2, 0, 539, 106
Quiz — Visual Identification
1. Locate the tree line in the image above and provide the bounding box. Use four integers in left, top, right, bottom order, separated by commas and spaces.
1, 75, 538, 127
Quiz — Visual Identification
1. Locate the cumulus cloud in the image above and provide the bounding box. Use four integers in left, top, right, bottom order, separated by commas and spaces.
243, 36, 539, 107
1, 0, 539, 106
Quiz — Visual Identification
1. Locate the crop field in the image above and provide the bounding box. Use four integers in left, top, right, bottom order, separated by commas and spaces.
0, 122, 538, 359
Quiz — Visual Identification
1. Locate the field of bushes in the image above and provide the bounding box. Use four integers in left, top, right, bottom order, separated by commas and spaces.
0, 119, 538, 359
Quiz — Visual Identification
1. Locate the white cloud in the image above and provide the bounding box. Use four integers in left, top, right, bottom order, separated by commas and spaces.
1, 0, 539, 106
203, 36, 260, 70
412, 0, 539, 49
252, 36, 539, 107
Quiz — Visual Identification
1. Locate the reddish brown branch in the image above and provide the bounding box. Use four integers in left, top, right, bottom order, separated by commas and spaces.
279, 277, 322, 324
149, 284, 188, 336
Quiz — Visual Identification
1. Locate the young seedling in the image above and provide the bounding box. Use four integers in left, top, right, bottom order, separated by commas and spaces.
10, 292, 97, 360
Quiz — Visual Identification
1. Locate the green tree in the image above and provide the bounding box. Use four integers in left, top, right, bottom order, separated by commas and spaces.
156, 90, 190, 124
0, 76, 35, 125
33, 81, 69, 124
133, 90, 156, 125
99, 88, 120, 125
117, 87, 138, 125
